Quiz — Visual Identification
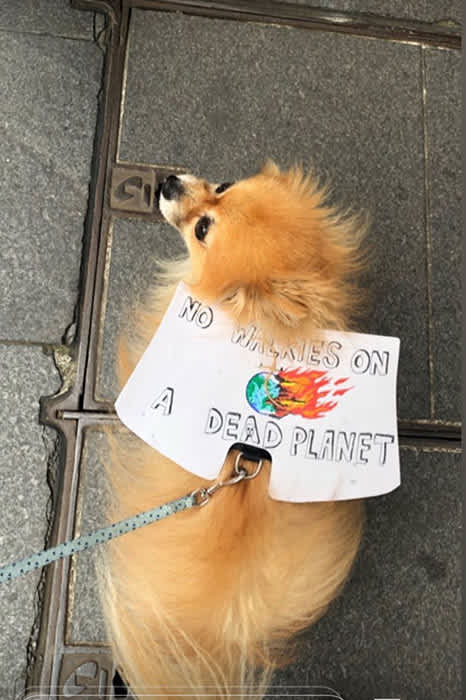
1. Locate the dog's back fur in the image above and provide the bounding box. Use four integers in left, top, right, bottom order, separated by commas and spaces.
96, 164, 367, 698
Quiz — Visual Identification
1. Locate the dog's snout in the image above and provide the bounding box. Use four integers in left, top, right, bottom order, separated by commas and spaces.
161, 174, 184, 201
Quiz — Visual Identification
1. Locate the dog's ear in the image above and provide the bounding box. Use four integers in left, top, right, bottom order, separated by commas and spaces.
223, 276, 354, 332
260, 160, 281, 178
223, 279, 312, 329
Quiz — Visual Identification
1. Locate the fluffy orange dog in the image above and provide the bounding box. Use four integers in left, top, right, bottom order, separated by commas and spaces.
97, 162, 367, 698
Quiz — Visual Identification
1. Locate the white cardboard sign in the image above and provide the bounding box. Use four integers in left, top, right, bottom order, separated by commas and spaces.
115, 283, 401, 502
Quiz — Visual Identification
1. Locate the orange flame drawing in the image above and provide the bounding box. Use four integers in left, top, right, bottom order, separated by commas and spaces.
277, 369, 351, 418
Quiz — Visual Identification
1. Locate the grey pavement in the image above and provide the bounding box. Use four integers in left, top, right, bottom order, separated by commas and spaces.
0, 346, 60, 699
0, 21, 102, 342
0, 1, 101, 697
272, 446, 462, 699
0, 0, 95, 39
0, 2, 462, 700
97, 219, 186, 401
426, 48, 462, 420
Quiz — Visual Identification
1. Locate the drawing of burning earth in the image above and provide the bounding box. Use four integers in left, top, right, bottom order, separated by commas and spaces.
246, 368, 352, 419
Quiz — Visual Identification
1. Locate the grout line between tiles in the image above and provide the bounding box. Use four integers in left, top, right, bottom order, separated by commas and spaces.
140, 0, 462, 49
420, 46, 436, 420
115, 10, 133, 163
93, 220, 115, 404
0, 26, 96, 42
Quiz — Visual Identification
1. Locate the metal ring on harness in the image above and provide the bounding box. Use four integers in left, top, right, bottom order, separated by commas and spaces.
191, 451, 264, 507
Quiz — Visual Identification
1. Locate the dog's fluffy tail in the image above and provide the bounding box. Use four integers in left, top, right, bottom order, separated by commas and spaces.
95, 436, 279, 698
97, 557, 276, 698
96, 429, 363, 699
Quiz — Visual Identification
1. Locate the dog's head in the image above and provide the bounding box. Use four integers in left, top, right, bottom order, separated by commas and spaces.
159, 161, 367, 340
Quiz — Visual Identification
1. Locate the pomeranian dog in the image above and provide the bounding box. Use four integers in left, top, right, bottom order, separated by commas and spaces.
97, 161, 367, 698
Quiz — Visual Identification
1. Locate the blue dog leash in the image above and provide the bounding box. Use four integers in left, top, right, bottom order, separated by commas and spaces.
0, 453, 262, 584
0, 492, 195, 584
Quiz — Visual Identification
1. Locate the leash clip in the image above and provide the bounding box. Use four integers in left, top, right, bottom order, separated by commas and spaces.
191, 452, 263, 507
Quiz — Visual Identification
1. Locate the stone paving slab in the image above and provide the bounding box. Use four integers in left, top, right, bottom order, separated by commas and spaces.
0, 0, 95, 40
425, 48, 461, 422
96, 218, 186, 402
0, 30, 102, 343
276, 0, 462, 25
67, 432, 461, 699
272, 446, 461, 699
115, 11, 433, 421
0, 345, 60, 700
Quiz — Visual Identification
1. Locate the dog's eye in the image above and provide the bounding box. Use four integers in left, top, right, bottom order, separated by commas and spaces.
215, 182, 233, 194
194, 216, 212, 242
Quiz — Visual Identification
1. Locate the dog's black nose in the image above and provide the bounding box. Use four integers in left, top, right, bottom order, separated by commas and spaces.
161, 174, 184, 201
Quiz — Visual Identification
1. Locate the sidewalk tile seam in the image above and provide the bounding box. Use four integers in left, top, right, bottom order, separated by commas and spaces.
0, 26, 98, 42
420, 46, 435, 420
